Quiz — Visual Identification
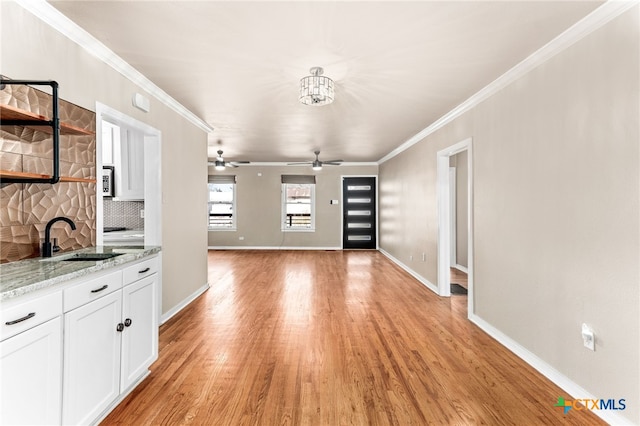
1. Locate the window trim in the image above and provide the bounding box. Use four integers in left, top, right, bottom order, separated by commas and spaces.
281, 182, 316, 232
208, 175, 237, 231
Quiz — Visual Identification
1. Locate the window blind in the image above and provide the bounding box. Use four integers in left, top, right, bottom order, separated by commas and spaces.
208, 175, 236, 184
281, 175, 316, 184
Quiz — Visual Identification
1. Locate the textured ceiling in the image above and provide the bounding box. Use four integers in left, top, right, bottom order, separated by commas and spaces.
49, 1, 602, 163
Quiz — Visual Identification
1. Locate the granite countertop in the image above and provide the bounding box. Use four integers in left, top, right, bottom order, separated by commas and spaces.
0, 245, 161, 302
103, 230, 144, 237
103, 230, 145, 241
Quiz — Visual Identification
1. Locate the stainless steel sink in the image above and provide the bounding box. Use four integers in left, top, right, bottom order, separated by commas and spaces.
59, 253, 123, 262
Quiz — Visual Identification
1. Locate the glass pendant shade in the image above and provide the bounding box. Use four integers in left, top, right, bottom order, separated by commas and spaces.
299, 67, 334, 106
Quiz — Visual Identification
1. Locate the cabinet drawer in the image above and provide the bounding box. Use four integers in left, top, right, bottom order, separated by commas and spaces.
123, 257, 158, 285
1, 291, 62, 341
64, 270, 123, 312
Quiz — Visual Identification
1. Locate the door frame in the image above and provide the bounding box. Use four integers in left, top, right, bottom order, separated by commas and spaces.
449, 167, 457, 266
341, 175, 379, 250
95, 102, 162, 247
436, 138, 474, 315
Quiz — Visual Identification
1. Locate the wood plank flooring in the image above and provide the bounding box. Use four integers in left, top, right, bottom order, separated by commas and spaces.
450, 267, 468, 289
103, 250, 604, 425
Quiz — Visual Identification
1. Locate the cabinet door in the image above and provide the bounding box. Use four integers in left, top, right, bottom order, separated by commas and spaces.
101, 120, 118, 166
121, 274, 158, 390
114, 127, 144, 200
0, 317, 62, 426
63, 291, 122, 425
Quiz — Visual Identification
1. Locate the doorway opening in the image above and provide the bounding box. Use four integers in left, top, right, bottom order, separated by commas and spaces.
436, 138, 474, 316
95, 102, 162, 248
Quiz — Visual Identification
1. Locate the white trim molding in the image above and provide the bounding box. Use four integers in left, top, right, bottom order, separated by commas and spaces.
208, 246, 342, 251
453, 264, 469, 274
232, 162, 379, 168
17, 0, 214, 134
160, 283, 210, 325
379, 249, 438, 294
469, 313, 636, 426
378, 0, 638, 165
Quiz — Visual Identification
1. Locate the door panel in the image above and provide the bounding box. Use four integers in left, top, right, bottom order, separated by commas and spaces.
1, 317, 62, 425
342, 177, 376, 249
63, 291, 122, 425
121, 275, 158, 390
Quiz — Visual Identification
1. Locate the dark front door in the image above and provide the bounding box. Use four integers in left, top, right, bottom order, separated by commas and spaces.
342, 177, 376, 249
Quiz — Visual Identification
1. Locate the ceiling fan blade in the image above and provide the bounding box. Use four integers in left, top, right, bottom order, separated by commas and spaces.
226, 163, 239, 168
323, 160, 343, 165
287, 162, 312, 165
231, 161, 251, 164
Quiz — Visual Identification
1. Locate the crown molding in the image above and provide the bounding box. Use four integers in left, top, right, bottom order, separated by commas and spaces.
378, 0, 638, 165
208, 162, 379, 167
17, 0, 214, 134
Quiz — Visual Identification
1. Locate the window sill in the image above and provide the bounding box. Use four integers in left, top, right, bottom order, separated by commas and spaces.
281, 228, 315, 233
208, 228, 237, 232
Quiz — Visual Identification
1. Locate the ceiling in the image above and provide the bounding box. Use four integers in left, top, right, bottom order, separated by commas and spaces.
49, 1, 602, 164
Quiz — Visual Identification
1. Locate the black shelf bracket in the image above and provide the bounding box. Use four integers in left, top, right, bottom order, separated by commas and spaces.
0, 79, 60, 184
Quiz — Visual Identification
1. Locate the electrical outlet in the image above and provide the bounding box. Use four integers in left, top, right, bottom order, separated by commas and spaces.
409, 255, 413, 261
239, 236, 245, 241
422, 253, 426, 262
582, 323, 595, 351
140, 209, 145, 219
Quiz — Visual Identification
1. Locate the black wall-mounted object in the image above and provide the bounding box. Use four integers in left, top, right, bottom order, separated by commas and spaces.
0, 79, 61, 184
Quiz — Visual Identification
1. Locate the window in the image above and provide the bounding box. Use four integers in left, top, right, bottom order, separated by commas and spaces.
281, 175, 316, 231
208, 175, 236, 229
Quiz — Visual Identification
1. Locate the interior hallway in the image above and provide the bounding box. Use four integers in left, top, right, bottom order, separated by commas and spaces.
103, 250, 603, 425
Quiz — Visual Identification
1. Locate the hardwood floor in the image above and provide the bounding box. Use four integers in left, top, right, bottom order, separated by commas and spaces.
450, 267, 468, 289
103, 250, 603, 425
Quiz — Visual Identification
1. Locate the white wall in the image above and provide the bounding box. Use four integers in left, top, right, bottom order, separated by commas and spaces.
379, 7, 639, 423
1, 2, 209, 316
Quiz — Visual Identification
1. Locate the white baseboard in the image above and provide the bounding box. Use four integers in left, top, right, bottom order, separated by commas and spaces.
208, 246, 342, 251
378, 248, 634, 425
160, 283, 210, 325
453, 264, 468, 274
378, 249, 438, 294
469, 313, 635, 426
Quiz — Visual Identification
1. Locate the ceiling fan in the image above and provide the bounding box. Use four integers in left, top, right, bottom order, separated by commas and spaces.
208, 150, 250, 170
288, 150, 343, 170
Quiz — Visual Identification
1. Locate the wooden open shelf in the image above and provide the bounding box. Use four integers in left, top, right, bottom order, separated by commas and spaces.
0, 104, 95, 136
0, 169, 96, 183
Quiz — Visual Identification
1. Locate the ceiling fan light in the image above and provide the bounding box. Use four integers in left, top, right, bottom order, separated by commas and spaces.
299, 67, 334, 106
214, 160, 226, 171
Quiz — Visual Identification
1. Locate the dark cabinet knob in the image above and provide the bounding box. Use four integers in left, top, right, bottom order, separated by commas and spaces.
116, 323, 124, 332
124, 318, 132, 327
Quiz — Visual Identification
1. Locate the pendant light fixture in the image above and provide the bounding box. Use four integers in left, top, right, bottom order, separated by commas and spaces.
299, 67, 334, 106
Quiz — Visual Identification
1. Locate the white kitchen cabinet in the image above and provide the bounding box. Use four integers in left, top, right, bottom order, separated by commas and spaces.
121, 274, 158, 390
0, 317, 63, 425
62, 257, 158, 425
1, 253, 159, 426
113, 127, 144, 200
101, 119, 144, 200
62, 290, 123, 425
101, 120, 118, 166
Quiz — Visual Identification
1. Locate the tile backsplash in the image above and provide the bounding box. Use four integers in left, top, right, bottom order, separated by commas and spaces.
104, 200, 144, 230
0, 81, 96, 263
